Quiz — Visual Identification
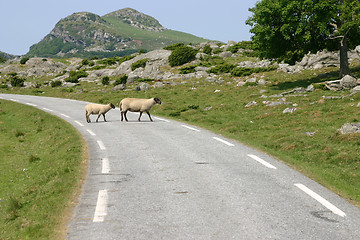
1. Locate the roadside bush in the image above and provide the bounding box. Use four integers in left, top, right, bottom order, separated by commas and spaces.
102, 76, 110, 85
114, 75, 128, 86
0, 55, 6, 63
168, 46, 197, 67
131, 58, 149, 71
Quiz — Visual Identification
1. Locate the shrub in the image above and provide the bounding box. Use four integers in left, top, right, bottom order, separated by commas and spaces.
168, 46, 197, 67
230, 66, 277, 77
207, 64, 237, 74
102, 76, 110, 85
51, 80, 62, 88
114, 75, 128, 86
20, 57, 30, 65
10, 75, 25, 87
0, 55, 6, 63
179, 65, 197, 74
65, 70, 88, 83
203, 45, 212, 55
164, 43, 185, 51
131, 58, 149, 71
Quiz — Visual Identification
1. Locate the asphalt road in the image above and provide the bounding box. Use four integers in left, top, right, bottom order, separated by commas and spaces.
1, 94, 360, 240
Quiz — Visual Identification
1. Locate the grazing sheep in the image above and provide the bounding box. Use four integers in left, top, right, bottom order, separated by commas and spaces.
85, 103, 115, 123
120, 97, 162, 122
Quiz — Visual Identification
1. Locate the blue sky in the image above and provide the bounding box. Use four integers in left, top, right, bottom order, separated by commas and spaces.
1, 0, 258, 55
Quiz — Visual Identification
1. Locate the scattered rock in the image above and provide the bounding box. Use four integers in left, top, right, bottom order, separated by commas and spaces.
283, 107, 297, 113
112, 84, 126, 91
245, 101, 257, 108
338, 123, 360, 134
203, 106, 213, 111
303, 132, 316, 136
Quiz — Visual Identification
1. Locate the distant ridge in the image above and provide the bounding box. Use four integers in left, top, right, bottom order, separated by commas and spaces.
27, 8, 209, 58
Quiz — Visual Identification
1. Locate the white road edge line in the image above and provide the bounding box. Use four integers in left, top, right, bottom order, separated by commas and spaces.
93, 189, 108, 222
212, 137, 235, 146
153, 117, 170, 122
87, 129, 96, 136
97, 140, 106, 150
60, 113, 70, 118
26, 102, 37, 107
181, 124, 200, 132
294, 183, 346, 217
10, 99, 19, 102
102, 158, 110, 174
74, 120, 84, 127
42, 107, 54, 112
248, 154, 277, 169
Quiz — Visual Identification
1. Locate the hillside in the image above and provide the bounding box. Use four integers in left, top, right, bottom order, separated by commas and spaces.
26, 8, 209, 58
1, 41, 360, 208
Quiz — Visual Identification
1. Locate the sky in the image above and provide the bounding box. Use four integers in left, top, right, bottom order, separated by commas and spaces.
0, 0, 259, 55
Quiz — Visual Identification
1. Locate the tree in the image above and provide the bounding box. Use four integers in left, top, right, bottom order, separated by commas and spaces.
246, 0, 360, 77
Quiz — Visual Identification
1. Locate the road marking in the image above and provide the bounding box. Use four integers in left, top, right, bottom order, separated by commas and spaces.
181, 124, 200, 132
10, 99, 19, 102
87, 129, 96, 136
248, 154, 277, 169
25, 102, 37, 107
102, 158, 110, 174
74, 120, 84, 127
97, 140, 106, 150
93, 189, 108, 222
60, 113, 70, 118
42, 107, 54, 112
153, 117, 170, 122
294, 183, 346, 217
212, 137, 235, 146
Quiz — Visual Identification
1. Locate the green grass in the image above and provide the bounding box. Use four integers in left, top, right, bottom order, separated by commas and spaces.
1, 56, 360, 214
0, 100, 86, 239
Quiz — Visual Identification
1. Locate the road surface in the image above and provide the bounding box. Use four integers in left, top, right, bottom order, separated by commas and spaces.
1, 94, 360, 240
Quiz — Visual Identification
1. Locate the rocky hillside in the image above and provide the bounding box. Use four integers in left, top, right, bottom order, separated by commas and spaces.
26, 8, 208, 58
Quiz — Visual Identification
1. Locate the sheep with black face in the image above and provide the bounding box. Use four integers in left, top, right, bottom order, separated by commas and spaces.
85, 103, 115, 123
119, 97, 161, 122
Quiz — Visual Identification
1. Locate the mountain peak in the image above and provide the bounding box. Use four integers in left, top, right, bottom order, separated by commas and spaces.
104, 8, 166, 32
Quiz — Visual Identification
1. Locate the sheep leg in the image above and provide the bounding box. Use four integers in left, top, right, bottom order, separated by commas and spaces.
121, 111, 124, 121
138, 112, 142, 122
122, 111, 128, 122
85, 111, 91, 123
102, 113, 107, 122
96, 114, 101, 122
146, 111, 153, 122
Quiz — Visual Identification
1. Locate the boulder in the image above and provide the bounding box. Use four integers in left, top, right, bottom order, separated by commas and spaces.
338, 123, 360, 134
340, 75, 357, 89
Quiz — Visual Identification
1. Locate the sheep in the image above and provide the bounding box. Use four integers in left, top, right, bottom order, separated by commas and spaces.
85, 103, 115, 123
119, 97, 162, 122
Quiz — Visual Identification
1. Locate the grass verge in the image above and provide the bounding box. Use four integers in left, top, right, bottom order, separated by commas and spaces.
0, 100, 87, 239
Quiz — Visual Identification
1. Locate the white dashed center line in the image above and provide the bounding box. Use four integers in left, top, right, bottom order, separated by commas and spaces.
93, 189, 108, 222
295, 183, 346, 217
97, 140, 106, 150
212, 137, 235, 146
87, 129, 96, 136
102, 158, 110, 174
248, 154, 277, 169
